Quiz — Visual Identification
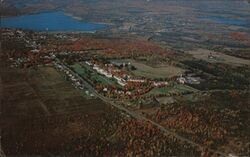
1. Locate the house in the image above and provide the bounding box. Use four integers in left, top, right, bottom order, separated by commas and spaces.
186, 76, 201, 84
177, 75, 186, 84
85, 61, 92, 66
31, 49, 40, 53
153, 81, 168, 87
128, 78, 145, 83
118, 80, 127, 86
103, 88, 108, 92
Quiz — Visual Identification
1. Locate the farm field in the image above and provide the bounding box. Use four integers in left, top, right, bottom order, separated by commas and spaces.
0, 62, 111, 155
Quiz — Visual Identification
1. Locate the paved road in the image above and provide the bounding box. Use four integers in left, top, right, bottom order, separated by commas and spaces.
58, 61, 228, 156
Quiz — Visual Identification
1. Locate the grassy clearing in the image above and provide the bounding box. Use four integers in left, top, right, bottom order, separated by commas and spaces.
71, 64, 88, 76
71, 63, 117, 86
126, 59, 185, 79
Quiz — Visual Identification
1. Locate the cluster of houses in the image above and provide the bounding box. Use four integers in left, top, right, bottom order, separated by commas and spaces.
2, 29, 49, 68
15, 30, 41, 51
54, 33, 78, 42
86, 61, 128, 86
177, 74, 201, 85
86, 60, 169, 88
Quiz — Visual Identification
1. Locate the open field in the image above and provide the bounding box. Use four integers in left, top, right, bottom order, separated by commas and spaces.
144, 84, 198, 97
70, 63, 88, 76
188, 48, 250, 66
127, 59, 185, 79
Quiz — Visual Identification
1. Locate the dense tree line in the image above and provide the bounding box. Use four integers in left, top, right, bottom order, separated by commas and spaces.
182, 60, 249, 90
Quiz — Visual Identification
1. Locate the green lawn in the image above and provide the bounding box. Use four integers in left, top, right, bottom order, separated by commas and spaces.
71, 64, 88, 77
71, 63, 118, 86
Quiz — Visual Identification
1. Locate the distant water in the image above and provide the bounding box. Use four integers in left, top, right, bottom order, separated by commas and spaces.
0, 11, 106, 32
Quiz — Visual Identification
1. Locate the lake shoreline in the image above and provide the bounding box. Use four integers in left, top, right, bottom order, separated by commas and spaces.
1, 11, 108, 32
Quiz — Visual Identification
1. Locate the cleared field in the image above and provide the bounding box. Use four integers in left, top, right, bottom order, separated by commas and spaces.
29, 66, 107, 114
1, 63, 113, 155
1, 65, 111, 116
127, 60, 185, 79
145, 84, 198, 96
188, 48, 250, 66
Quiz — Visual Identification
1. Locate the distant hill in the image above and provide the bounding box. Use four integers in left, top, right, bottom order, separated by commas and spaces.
0, 1, 20, 16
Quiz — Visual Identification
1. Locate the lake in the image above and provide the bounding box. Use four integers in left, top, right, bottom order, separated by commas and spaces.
0, 11, 107, 32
